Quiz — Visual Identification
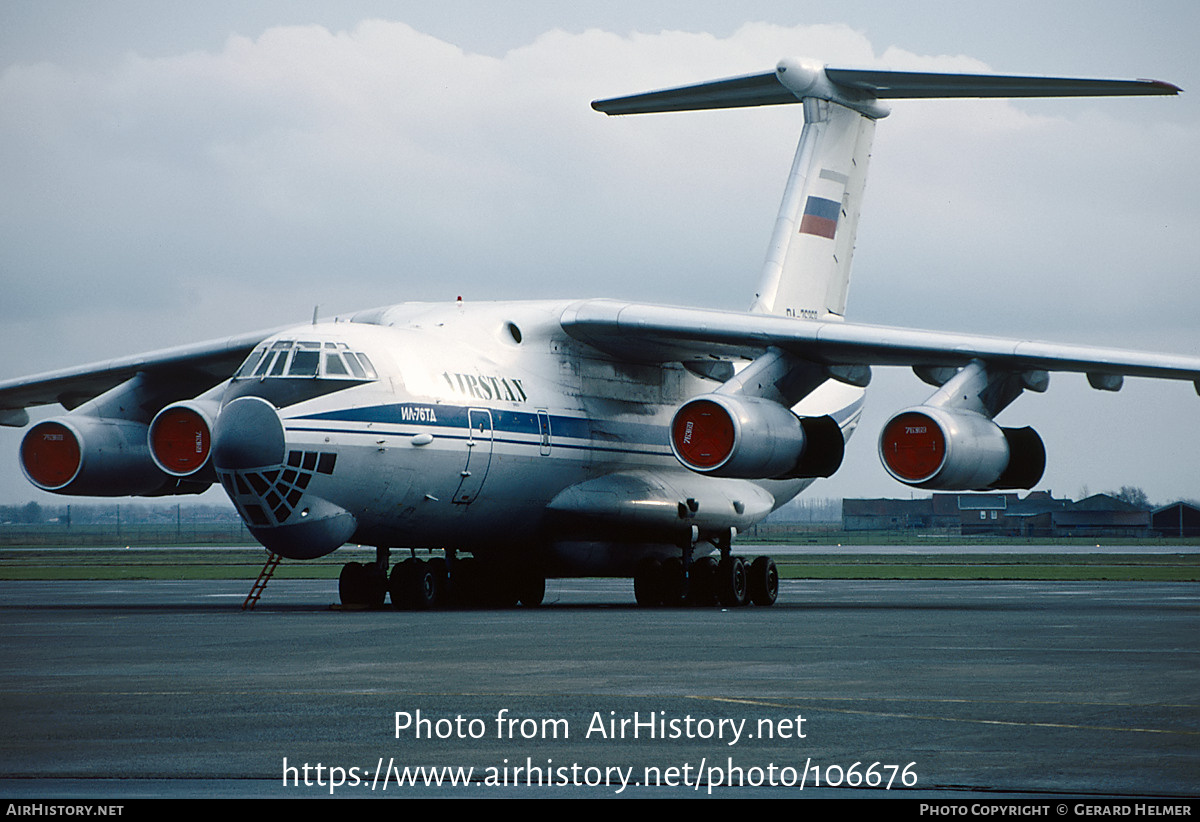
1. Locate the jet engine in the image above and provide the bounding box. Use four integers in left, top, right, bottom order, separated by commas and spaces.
148, 401, 217, 479
20, 416, 175, 496
878, 407, 1045, 491
670, 394, 844, 479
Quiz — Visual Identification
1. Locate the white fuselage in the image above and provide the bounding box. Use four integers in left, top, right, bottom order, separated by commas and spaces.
216, 299, 863, 575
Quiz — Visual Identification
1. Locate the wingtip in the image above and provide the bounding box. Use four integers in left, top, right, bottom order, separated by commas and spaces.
1143, 79, 1183, 95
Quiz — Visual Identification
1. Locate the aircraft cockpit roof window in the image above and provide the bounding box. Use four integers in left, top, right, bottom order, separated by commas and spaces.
233, 341, 378, 382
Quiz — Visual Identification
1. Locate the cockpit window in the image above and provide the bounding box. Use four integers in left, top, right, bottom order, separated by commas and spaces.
324, 353, 350, 376
235, 348, 267, 379
351, 352, 377, 379
288, 350, 320, 376
253, 351, 275, 377
341, 352, 367, 379
233, 340, 378, 382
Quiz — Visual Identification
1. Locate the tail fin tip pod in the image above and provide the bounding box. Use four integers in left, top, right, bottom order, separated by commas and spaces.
592, 60, 1179, 321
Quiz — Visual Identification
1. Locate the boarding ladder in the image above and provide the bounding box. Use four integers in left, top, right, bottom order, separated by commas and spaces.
242, 552, 281, 610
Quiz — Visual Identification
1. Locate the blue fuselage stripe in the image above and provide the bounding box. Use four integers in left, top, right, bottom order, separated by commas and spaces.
289, 403, 671, 456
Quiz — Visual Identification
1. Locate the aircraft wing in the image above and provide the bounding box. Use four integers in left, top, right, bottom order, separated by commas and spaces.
560, 299, 1200, 389
0, 329, 274, 426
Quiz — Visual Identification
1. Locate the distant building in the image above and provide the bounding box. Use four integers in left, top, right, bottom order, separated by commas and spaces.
1152, 502, 1200, 538
841, 497, 955, 532
1027, 493, 1151, 538
842, 491, 1160, 537
952, 491, 1069, 537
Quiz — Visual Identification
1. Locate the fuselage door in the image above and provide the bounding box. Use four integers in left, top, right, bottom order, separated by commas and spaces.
453, 407, 494, 504
537, 409, 552, 456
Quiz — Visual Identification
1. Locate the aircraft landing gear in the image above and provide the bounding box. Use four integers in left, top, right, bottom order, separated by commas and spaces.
389, 557, 446, 610
338, 552, 388, 609
715, 555, 748, 607
633, 558, 663, 606
631, 528, 778, 607
338, 548, 545, 610
447, 559, 545, 608
747, 554, 779, 606
515, 570, 546, 608
687, 556, 718, 606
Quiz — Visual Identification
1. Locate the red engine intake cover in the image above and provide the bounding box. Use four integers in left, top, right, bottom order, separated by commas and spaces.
671, 399, 735, 470
880, 411, 945, 482
20, 421, 82, 490
150, 407, 211, 475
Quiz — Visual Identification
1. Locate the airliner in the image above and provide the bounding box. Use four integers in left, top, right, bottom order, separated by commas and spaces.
3, 59, 1196, 609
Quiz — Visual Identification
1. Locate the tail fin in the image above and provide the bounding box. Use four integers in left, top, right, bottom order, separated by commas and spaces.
593, 60, 1178, 320
754, 92, 873, 320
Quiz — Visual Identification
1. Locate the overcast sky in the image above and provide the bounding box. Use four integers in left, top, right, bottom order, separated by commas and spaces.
1, 1, 1197, 507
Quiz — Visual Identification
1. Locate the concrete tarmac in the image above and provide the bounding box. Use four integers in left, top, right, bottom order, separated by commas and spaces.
0, 578, 1196, 798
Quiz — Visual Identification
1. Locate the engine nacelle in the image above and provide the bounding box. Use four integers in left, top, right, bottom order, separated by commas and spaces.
878, 407, 1045, 491
20, 416, 175, 496
670, 394, 844, 479
148, 401, 217, 479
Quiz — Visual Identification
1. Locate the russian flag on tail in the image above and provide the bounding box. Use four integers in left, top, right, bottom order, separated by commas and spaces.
799, 196, 840, 239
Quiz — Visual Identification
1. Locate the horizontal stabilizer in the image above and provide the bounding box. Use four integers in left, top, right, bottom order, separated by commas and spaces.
592, 71, 791, 114
592, 60, 1180, 116
826, 68, 1181, 99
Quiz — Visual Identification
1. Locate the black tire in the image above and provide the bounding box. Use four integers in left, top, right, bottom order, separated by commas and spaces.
485, 567, 521, 609
516, 571, 546, 607
339, 561, 366, 607
716, 556, 748, 607
633, 558, 663, 607
388, 559, 416, 609
748, 556, 778, 606
687, 556, 718, 606
448, 557, 480, 607
364, 564, 388, 608
660, 557, 688, 607
410, 559, 444, 610
426, 558, 449, 609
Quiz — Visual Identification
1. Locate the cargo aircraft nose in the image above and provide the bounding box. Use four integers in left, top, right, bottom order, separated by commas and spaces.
212, 396, 356, 559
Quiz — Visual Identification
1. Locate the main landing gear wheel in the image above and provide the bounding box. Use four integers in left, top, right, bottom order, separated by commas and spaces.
423, 558, 448, 609
748, 556, 778, 606
515, 570, 546, 608
633, 558, 662, 607
390, 558, 446, 610
686, 556, 718, 607
716, 556, 749, 608
632, 554, 767, 607
447, 557, 480, 607
659, 557, 688, 607
439, 559, 544, 609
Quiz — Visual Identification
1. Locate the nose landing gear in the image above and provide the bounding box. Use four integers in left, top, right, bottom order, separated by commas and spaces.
338, 560, 387, 609
337, 547, 545, 610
